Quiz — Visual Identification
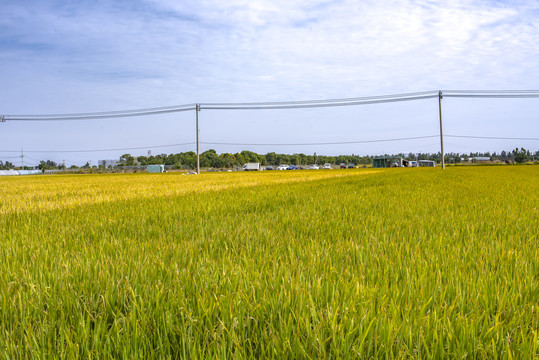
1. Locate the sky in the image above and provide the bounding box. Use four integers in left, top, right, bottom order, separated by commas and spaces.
1, 0, 538, 166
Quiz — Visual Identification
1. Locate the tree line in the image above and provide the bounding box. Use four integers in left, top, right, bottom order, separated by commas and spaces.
114, 148, 536, 169
1, 148, 536, 170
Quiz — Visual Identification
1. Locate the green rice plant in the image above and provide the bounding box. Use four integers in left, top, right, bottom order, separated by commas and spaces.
0, 166, 537, 359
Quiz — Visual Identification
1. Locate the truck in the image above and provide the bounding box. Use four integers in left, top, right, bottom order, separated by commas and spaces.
242, 163, 261, 171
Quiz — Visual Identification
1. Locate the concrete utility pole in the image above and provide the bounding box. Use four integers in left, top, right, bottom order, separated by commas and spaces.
21, 148, 24, 169
196, 104, 200, 174
438, 91, 445, 170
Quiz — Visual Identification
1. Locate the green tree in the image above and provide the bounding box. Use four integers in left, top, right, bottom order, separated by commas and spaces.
38, 160, 58, 171
220, 153, 236, 168
234, 153, 246, 167
265, 152, 277, 166
0, 161, 11, 170
119, 154, 135, 166
241, 150, 260, 163
513, 148, 528, 164
137, 156, 148, 165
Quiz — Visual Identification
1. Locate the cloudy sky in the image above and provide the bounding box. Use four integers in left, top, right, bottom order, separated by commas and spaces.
1, 0, 538, 166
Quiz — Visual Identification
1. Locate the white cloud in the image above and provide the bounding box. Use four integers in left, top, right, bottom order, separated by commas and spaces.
1, 0, 538, 162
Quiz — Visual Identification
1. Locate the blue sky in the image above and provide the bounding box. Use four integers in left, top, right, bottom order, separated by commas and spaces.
1, 0, 538, 166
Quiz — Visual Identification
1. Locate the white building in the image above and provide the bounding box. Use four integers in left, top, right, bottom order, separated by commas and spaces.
473, 157, 490, 162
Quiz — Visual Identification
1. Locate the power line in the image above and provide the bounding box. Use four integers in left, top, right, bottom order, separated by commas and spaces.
201, 94, 439, 110
3, 90, 539, 120
6, 134, 529, 154
445, 135, 539, 141
443, 94, 539, 99
442, 90, 539, 94
0, 142, 196, 154
199, 90, 439, 106
3, 93, 438, 120
8, 103, 198, 118
200, 135, 440, 146
0, 134, 536, 155
4, 106, 195, 121
0, 136, 440, 153
441, 89, 539, 99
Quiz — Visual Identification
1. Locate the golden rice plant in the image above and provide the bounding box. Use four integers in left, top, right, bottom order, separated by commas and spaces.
0, 166, 537, 358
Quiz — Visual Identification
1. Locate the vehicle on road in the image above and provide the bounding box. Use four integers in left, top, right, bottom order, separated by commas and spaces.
309, 164, 319, 170
277, 165, 289, 170
323, 163, 332, 169
242, 163, 261, 171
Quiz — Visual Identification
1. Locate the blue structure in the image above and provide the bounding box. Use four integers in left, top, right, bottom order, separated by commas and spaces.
146, 165, 165, 173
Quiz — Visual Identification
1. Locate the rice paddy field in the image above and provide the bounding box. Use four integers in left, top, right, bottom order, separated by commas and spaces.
0, 166, 538, 359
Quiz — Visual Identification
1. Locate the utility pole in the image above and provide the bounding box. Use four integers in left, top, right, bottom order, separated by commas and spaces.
196, 104, 200, 174
438, 91, 445, 170
21, 148, 24, 169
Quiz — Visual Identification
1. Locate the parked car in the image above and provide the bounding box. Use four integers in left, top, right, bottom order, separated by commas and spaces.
323, 163, 332, 169
348, 163, 355, 168
309, 164, 319, 170
287, 165, 298, 170
340, 163, 347, 169
277, 165, 289, 170
266, 166, 273, 170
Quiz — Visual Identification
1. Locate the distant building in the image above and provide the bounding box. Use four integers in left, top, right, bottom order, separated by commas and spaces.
147, 164, 165, 173
0, 169, 42, 176
98, 160, 119, 168
418, 160, 436, 167
473, 157, 490, 162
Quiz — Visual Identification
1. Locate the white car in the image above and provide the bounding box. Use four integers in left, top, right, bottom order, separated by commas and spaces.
309, 164, 319, 170
277, 165, 289, 170
323, 163, 332, 169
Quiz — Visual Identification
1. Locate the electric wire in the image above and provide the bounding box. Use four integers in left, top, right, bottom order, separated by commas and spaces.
442, 90, 539, 94
200, 91, 439, 106
0, 136, 441, 154
0, 142, 196, 153
200, 135, 440, 146
4, 93, 438, 120
6, 104, 197, 118
445, 135, 539, 141
5, 133, 536, 154
201, 95, 439, 110
443, 94, 539, 99
5, 106, 195, 121
0, 134, 536, 156
3, 90, 539, 120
